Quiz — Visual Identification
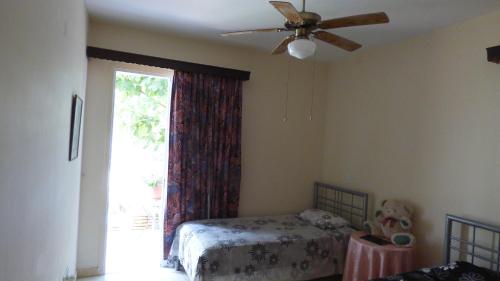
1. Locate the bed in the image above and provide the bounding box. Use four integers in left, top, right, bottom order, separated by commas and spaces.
169, 182, 369, 281
373, 214, 500, 280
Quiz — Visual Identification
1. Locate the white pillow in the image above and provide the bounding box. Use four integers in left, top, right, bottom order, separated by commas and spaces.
298, 209, 349, 229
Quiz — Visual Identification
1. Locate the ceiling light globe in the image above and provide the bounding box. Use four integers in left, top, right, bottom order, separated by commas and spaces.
287, 38, 316, 60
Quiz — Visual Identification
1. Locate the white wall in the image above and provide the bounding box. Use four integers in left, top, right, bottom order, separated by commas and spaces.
0, 1, 88, 281
321, 10, 500, 267
77, 20, 328, 274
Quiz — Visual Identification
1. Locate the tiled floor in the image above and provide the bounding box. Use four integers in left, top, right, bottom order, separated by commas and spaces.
78, 270, 342, 281
77, 268, 188, 281
105, 229, 163, 273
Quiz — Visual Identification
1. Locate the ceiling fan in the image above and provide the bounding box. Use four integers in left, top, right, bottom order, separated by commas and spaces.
221, 0, 390, 59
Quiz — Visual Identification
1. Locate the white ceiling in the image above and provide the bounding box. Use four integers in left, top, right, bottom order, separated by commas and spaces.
85, 0, 500, 61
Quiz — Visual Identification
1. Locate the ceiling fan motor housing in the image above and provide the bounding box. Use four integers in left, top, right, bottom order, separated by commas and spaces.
285, 11, 321, 31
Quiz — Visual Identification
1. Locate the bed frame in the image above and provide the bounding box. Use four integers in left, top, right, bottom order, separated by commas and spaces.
444, 214, 500, 272
173, 183, 368, 271
313, 182, 369, 230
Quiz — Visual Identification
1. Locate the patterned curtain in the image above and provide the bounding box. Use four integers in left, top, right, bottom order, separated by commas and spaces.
163, 71, 242, 262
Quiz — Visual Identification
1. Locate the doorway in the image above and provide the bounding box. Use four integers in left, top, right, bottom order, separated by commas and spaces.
105, 70, 172, 273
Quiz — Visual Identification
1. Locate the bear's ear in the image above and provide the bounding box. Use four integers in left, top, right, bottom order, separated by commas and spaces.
381, 200, 387, 207
404, 206, 413, 215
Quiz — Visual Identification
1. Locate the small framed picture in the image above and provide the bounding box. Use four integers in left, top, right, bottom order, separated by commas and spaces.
69, 94, 83, 161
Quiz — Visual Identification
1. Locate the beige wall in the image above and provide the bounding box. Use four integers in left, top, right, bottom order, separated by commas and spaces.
321, 10, 500, 266
78, 19, 327, 273
0, 0, 88, 280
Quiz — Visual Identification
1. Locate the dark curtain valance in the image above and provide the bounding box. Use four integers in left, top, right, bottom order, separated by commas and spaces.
87, 46, 251, 81
487, 45, 500, 64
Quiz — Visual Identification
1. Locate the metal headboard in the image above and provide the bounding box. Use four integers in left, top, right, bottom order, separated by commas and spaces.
444, 214, 500, 272
313, 182, 368, 230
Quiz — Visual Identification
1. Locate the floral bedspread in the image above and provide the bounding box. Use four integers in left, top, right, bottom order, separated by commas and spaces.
371, 261, 500, 281
169, 215, 353, 281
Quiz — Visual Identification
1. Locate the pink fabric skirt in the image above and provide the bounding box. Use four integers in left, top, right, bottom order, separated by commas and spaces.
342, 231, 416, 281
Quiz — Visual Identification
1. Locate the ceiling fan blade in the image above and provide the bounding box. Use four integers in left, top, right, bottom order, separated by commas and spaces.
221, 28, 287, 37
272, 35, 295, 55
313, 31, 361, 52
319, 12, 389, 29
269, 1, 303, 23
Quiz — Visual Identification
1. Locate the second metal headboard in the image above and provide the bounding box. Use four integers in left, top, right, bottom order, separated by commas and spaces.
444, 214, 500, 272
313, 182, 369, 230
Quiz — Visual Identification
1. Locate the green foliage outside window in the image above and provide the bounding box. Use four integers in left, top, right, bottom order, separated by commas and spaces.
115, 73, 169, 151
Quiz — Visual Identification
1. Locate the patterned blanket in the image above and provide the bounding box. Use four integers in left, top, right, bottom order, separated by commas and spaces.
169, 215, 353, 281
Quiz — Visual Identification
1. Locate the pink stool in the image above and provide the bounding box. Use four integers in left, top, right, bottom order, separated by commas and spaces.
342, 231, 416, 281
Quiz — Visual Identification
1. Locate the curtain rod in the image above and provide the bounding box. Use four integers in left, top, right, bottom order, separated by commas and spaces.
86, 46, 251, 81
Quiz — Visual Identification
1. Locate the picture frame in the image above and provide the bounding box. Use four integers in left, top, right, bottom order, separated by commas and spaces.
69, 94, 83, 161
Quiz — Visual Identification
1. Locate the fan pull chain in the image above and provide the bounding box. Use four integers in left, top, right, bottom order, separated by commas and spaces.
308, 47, 317, 121
283, 57, 292, 123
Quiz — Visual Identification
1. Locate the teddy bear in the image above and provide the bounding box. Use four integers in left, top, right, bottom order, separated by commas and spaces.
363, 199, 416, 247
